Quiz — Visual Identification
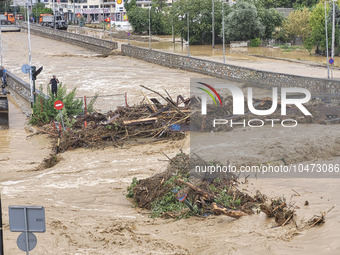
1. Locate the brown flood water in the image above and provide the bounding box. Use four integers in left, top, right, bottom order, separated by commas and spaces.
0, 30, 339, 254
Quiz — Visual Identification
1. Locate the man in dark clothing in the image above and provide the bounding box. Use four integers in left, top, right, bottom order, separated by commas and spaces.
50, 75, 59, 97
0, 67, 7, 95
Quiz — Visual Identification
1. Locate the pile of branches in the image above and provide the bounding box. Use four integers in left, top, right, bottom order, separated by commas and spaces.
43, 86, 191, 152
128, 153, 295, 225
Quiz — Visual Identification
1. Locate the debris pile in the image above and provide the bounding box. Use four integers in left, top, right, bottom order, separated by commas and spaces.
128, 153, 333, 229
41, 86, 191, 152
128, 153, 293, 223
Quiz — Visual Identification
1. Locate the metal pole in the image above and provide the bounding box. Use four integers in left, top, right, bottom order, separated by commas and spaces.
23, 207, 29, 255
109, 5, 112, 41
172, 0, 175, 43
0, 16, 3, 67
325, 1, 330, 79
53, 0, 56, 29
331, 0, 335, 79
0, 194, 4, 255
187, 13, 190, 57
27, 1, 34, 107
212, 0, 215, 48
102, 0, 105, 31
73, 0, 75, 24
149, 7, 151, 50
222, 2, 225, 64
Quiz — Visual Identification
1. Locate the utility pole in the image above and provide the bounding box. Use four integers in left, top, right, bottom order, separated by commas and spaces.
187, 12, 190, 57
172, 0, 175, 43
212, 0, 215, 48
73, 0, 75, 24
109, 5, 112, 41
149, 7, 151, 50
0, 13, 3, 67
102, 0, 105, 31
222, 2, 225, 63
0, 194, 4, 255
53, 0, 56, 29
331, 0, 336, 79
27, 0, 34, 107
325, 1, 330, 79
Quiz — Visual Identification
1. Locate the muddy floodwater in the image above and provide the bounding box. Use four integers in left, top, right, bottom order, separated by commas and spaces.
0, 30, 340, 254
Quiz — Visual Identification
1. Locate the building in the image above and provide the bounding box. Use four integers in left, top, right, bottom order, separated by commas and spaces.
42, 0, 126, 23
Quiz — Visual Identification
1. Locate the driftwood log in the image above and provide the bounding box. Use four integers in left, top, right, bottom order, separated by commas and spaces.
211, 203, 247, 218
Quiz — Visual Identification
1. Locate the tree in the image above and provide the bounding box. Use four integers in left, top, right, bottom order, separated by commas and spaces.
31, 2, 53, 22
283, 7, 311, 41
258, 7, 283, 39
304, 0, 334, 54
126, 6, 149, 34
225, 1, 264, 41
171, 0, 222, 45
125, 0, 137, 12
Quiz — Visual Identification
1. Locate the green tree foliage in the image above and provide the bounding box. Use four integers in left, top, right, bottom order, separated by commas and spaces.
124, 0, 137, 12
258, 7, 284, 39
31, 2, 53, 22
255, 0, 317, 8
171, 0, 222, 45
304, 0, 340, 54
127, 0, 171, 35
225, 1, 264, 41
30, 84, 83, 126
283, 7, 311, 41
127, 6, 149, 34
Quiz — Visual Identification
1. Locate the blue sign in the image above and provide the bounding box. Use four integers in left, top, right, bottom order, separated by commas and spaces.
329, 58, 334, 65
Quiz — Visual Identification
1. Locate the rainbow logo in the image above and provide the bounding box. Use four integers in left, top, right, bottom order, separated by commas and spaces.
196, 82, 223, 106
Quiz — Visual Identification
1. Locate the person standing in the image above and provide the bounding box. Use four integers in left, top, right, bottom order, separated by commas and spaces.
50, 75, 59, 97
0, 67, 7, 95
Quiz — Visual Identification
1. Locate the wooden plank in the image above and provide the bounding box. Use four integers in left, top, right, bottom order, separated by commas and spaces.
123, 117, 157, 126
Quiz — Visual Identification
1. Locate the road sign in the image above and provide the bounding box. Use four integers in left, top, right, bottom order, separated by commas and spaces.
21, 64, 31, 74
9, 206, 45, 233
329, 58, 334, 65
54, 100, 64, 111
17, 232, 37, 252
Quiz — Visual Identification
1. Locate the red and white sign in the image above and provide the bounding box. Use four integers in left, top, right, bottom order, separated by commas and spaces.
54, 100, 64, 111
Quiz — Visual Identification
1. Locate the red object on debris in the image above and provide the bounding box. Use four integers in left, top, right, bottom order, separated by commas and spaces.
54, 100, 64, 110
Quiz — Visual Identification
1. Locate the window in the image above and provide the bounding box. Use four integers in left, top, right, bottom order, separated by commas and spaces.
83, 5, 88, 8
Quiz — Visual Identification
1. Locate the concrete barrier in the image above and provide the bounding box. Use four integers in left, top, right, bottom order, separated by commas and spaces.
20, 23, 118, 54
121, 44, 340, 96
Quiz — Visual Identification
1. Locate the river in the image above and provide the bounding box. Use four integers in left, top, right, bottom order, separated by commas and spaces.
0, 29, 339, 254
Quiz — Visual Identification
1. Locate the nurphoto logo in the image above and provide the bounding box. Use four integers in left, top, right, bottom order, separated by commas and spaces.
196, 82, 312, 128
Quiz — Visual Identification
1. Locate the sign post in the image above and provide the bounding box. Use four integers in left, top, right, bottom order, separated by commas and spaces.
0, 194, 4, 255
54, 100, 65, 131
9, 206, 45, 255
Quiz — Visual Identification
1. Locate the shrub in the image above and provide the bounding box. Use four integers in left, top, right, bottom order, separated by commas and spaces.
250, 37, 261, 47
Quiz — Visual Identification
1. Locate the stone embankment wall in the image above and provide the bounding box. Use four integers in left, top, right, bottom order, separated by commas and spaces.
121, 44, 340, 97
20, 23, 118, 54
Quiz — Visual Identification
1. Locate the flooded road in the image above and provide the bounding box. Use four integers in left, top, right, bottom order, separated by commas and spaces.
0, 97, 50, 181
0, 29, 339, 254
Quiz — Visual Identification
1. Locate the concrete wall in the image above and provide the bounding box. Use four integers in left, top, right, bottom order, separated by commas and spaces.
121, 45, 340, 96
20, 23, 118, 54
7, 71, 47, 103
